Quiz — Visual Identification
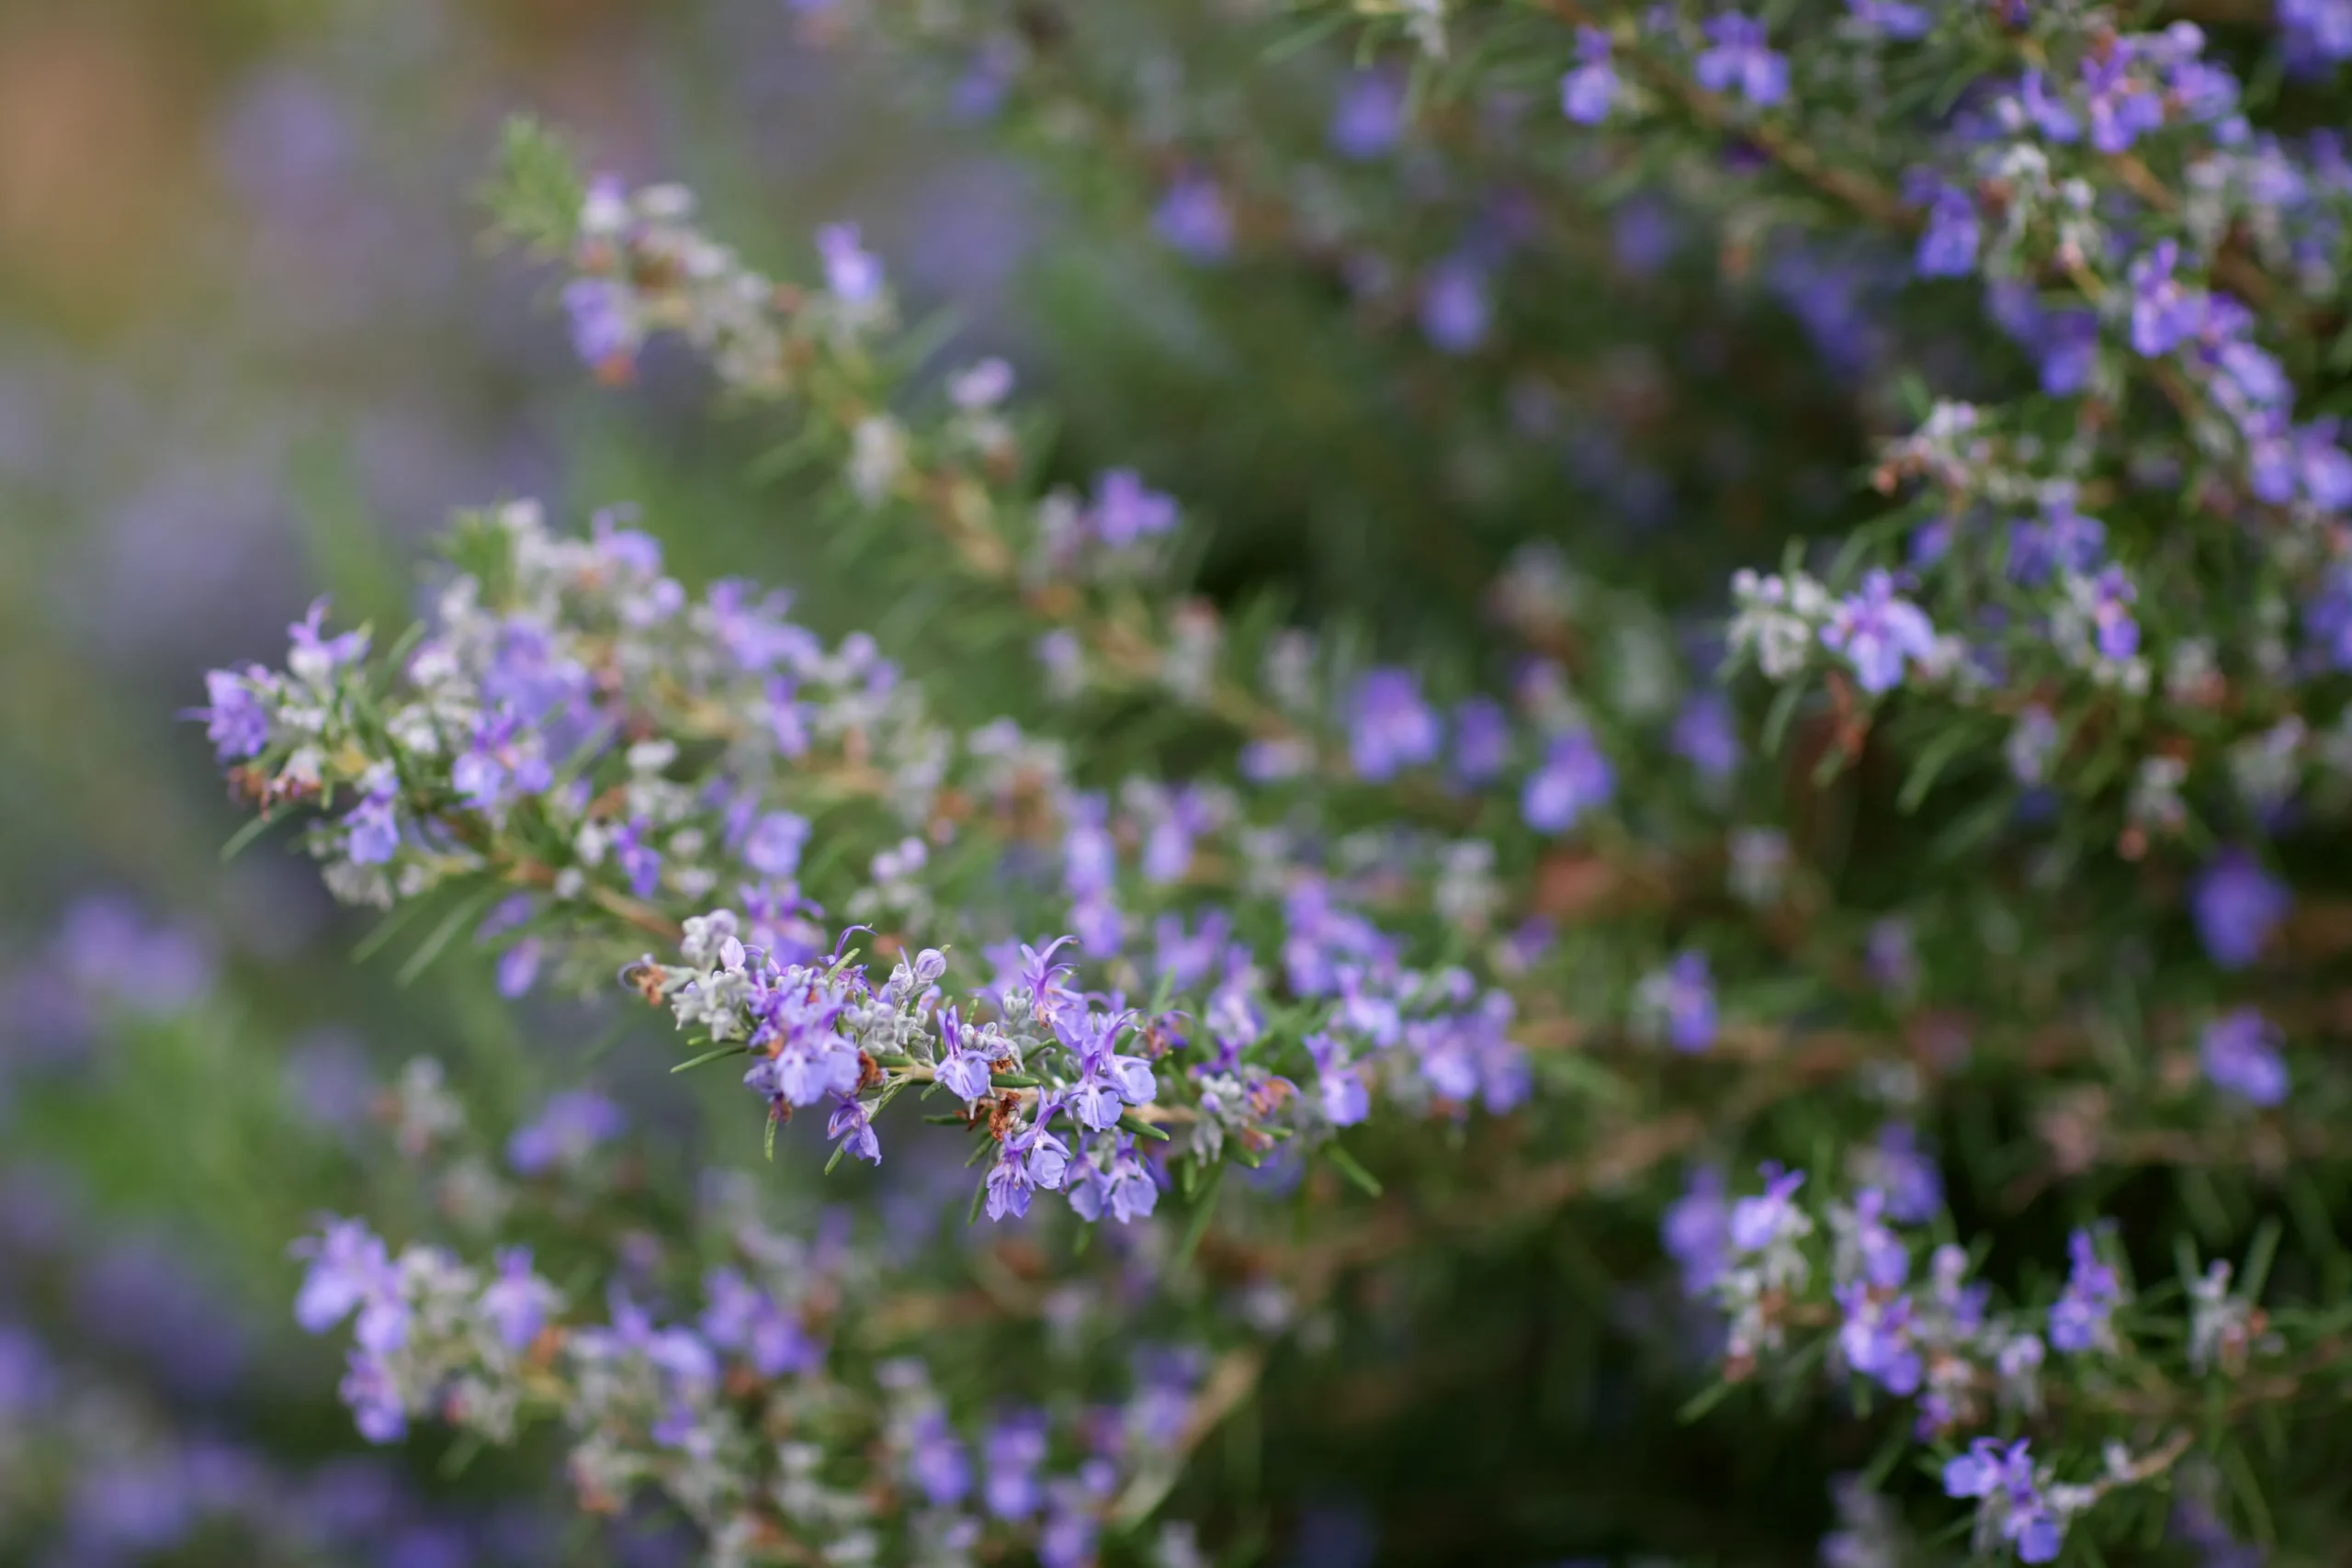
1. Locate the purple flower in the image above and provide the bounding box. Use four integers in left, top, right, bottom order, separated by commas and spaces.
1419, 256, 1492, 354
2201, 1008, 2288, 1107
827, 1095, 882, 1165
1349, 669, 1442, 782
1091, 468, 1180, 548
983, 1413, 1049, 1519
1694, 14, 1790, 107
292, 1218, 396, 1337
341, 1351, 408, 1444
906, 1409, 971, 1506
743, 811, 810, 878
1867, 1122, 1943, 1224
2192, 850, 2289, 970
1844, 1189, 1909, 1289
198, 668, 271, 760
342, 780, 401, 866
1865, 918, 1917, 998
1453, 696, 1510, 784
1155, 176, 1233, 261
1561, 28, 1621, 124
2018, 69, 2081, 143
1305, 1032, 1372, 1126
611, 818, 663, 899
2129, 242, 2205, 358
1820, 570, 1937, 694
496, 938, 543, 998
744, 992, 862, 1109
934, 1009, 996, 1105
1727, 1164, 1806, 1253
2082, 50, 2164, 154
1522, 730, 1615, 832
561, 277, 635, 373
1944, 1436, 2064, 1560
1913, 183, 1980, 278
701, 1269, 820, 1377
1662, 1164, 1728, 1295
1836, 1283, 1921, 1393
2007, 493, 2107, 585
2047, 1228, 2123, 1354
1641, 950, 1718, 1053
1671, 692, 1740, 781
1848, 0, 1930, 37
816, 222, 885, 304
1329, 70, 1407, 157
507, 1090, 627, 1176
480, 1248, 558, 1350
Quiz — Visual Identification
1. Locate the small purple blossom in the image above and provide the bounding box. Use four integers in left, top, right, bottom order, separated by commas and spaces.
816, 222, 885, 305
1694, 14, 1790, 107
1522, 730, 1615, 832
198, 668, 272, 761
1562, 28, 1621, 124
1913, 182, 1980, 278
507, 1089, 627, 1176
1419, 257, 1492, 354
1453, 696, 1510, 784
743, 811, 810, 879
561, 277, 636, 372
1091, 468, 1180, 548
1662, 1163, 1728, 1295
2201, 1008, 2288, 1107
1820, 570, 1937, 694
2129, 242, 2206, 358
1329, 70, 1407, 157
1639, 950, 1718, 1053
1349, 669, 1443, 782
480, 1248, 558, 1350
2192, 850, 2290, 970
2047, 1229, 2124, 1354
827, 1095, 882, 1165
1671, 691, 1740, 782
1155, 175, 1233, 261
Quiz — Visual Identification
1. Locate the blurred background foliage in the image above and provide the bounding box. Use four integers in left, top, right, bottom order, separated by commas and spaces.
0, 3, 1060, 1562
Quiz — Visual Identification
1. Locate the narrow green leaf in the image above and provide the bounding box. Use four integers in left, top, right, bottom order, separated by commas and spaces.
672, 1044, 750, 1075
218, 813, 277, 866
396, 887, 497, 987
1173, 1163, 1225, 1270
1324, 1142, 1382, 1198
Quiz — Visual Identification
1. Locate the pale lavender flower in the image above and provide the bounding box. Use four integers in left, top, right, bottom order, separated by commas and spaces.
1561, 28, 1621, 124
1453, 696, 1510, 784
2192, 850, 2290, 970
507, 1089, 627, 1176
1349, 669, 1442, 782
1694, 15, 1790, 107
2201, 1008, 2288, 1107
1091, 468, 1180, 547
1819, 570, 1936, 693
828, 1095, 882, 1165
198, 667, 272, 760
481, 1248, 558, 1349
743, 811, 810, 879
1662, 1163, 1728, 1295
2048, 1229, 2124, 1354
1522, 730, 1615, 831
1329, 70, 1407, 157
816, 222, 885, 304
1155, 176, 1233, 261
1671, 692, 1740, 782
1419, 256, 1492, 354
